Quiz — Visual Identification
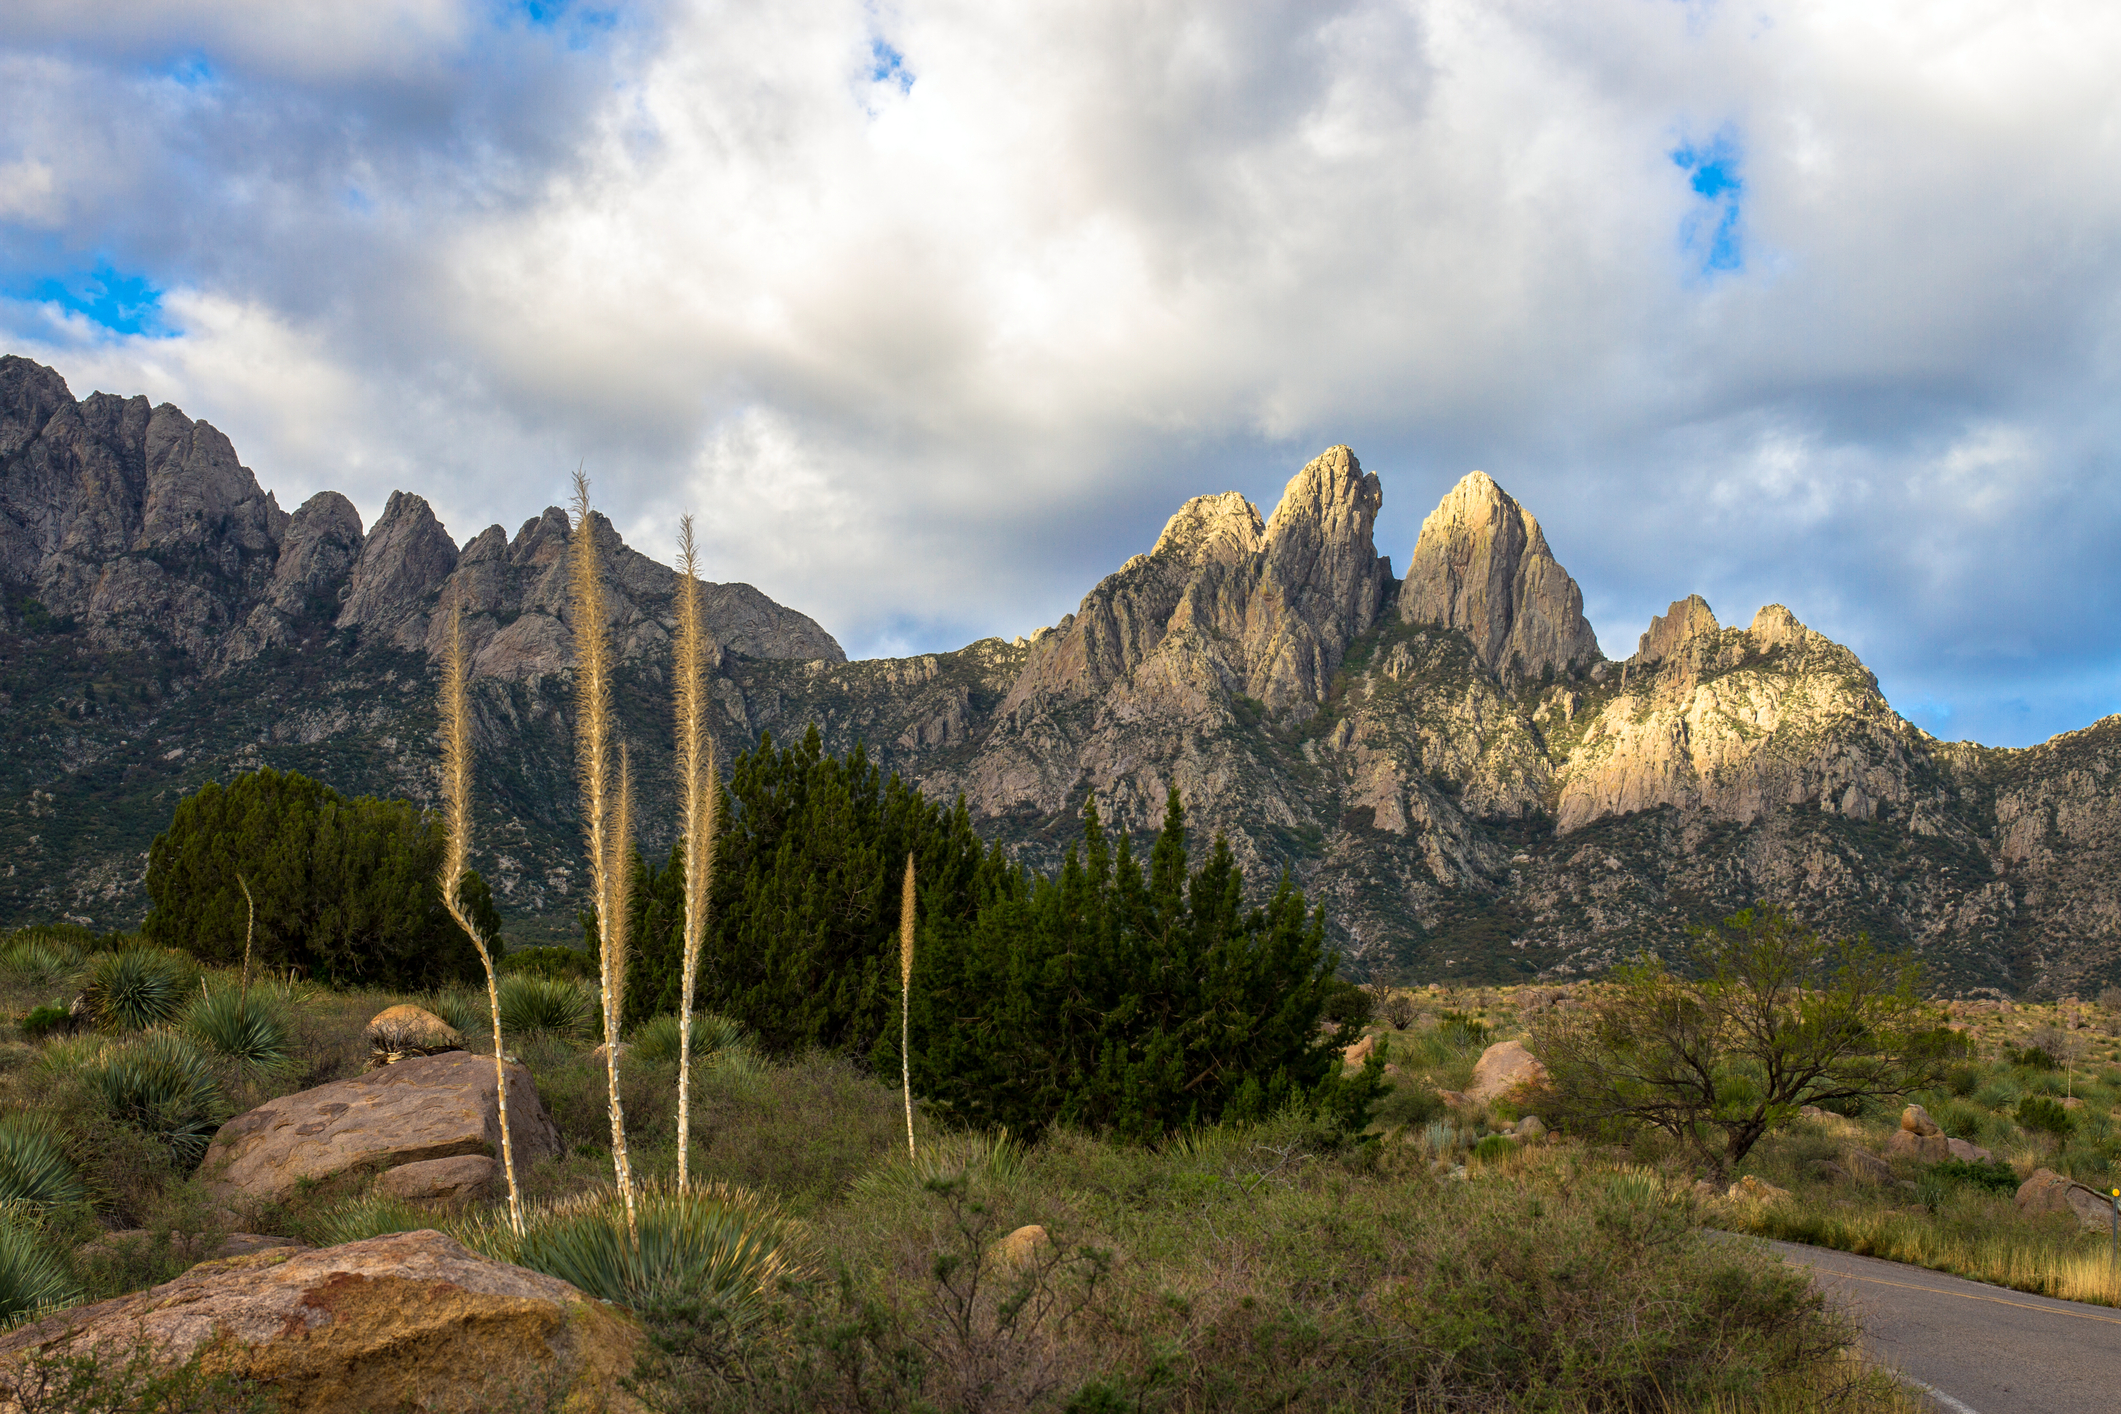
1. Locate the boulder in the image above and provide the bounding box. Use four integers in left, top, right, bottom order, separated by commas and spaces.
366, 1004, 463, 1066
0, 1230, 645, 1414
1515, 1115, 1547, 1142
1945, 1136, 1995, 1165
993, 1224, 1050, 1271
204, 1051, 561, 1208
1886, 1129, 1949, 1162
376, 1155, 496, 1203
2016, 1168, 2117, 1233
1466, 1041, 1549, 1104
1436, 1089, 1471, 1109
1900, 1104, 1943, 1137
1726, 1175, 1792, 1205
1844, 1149, 1893, 1184
1342, 1034, 1376, 1068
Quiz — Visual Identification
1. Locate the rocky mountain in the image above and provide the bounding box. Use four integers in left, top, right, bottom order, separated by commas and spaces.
3, 354, 2117, 997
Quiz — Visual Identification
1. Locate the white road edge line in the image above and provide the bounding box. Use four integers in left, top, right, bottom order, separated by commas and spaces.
1896, 1373, 1981, 1414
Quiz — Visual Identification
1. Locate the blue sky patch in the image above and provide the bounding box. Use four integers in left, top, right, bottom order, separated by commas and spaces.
1671, 128, 1743, 275
869, 39, 913, 93
9, 262, 172, 337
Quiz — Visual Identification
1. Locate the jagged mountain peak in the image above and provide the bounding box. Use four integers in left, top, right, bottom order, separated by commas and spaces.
1399, 469, 1599, 680
1634, 593, 1719, 665
1151, 491, 1263, 568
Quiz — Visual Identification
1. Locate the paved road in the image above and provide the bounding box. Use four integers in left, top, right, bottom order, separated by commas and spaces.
1738, 1237, 2121, 1414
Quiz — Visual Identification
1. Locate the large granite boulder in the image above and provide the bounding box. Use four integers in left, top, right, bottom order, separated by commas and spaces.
2016, 1168, 2116, 1233
1466, 1040, 1549, 1104
0, 1230, 645, 1414
203, 1051, 560, 1207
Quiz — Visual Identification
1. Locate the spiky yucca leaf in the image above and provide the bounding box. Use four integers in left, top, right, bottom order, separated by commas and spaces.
82, 948, 194, 1032
497, 975, 595, 1040
0, 938, 83, 989
0, 1214, 79, 1328
180, 988, 290, 1077
631, 1012, 752, 1067
0, 1120, 84, 1208
81, 1032, 226, 1168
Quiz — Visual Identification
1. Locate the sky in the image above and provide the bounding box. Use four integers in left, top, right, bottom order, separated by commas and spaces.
3, 1, 2119, 748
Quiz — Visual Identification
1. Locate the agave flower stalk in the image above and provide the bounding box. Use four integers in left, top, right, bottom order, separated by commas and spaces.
673, 516, 717, 1193
569, 473, 637, 1241
236, 873, 255, 1005
900, 853, 916, 1162
437, 602, 524, 1235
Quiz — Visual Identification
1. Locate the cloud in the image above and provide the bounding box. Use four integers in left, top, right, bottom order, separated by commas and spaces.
3, 0, 2121, 745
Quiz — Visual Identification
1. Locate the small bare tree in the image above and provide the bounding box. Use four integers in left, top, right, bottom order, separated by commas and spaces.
569, 472, 636, 1240
437, 603, 524, 1234
672, 516, 718, 1193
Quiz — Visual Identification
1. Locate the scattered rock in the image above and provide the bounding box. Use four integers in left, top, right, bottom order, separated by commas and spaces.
993, 1224, 1050, 1271
1691, 1179, 1723, 1201
2061, 1096, 2085, 1110
203, 1051, 561, 1208
1901, 1104, 1942, 1138
2016, 1168, 2117, 1232
1436, 1089, 1471, 1109
366, 1004, 463, 1067
1341, 1034, 1376, 1068
1945, 1136, 1995, 1164
1805, 1160, 1850, 1184
0, 1230, 646, 1414
1844, 1149, 1893, 1184
1726, 1175, 1792, 1205
1466, 1041, 1548, 1104
1515, 1115, 1547, 1142
376, 1155, 496, 1204
1886, 1129, 1949, 1162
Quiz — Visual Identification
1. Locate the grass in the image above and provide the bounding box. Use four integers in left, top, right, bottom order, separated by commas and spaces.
0, 948, 1961, 1410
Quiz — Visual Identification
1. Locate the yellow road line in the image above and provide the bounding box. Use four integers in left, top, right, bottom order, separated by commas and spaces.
1806, 1264, 2121, 1326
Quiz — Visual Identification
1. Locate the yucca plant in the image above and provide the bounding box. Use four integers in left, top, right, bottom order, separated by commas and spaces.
673, 514, 718, 1193
81, 947, 193, 1031
0, 1214, 80, 1328
437, 603, 527, 1235
571, 473, 637, 1239
0, 1120, 84, 1208
454, 1181, 802, 1330
0, 937, 83, 989
421, 988, 487, 1038
498, 975, 595, 1041
81, 1032, 226, 1169
180, 987, 289, 1078
631, 1012, 752, 1067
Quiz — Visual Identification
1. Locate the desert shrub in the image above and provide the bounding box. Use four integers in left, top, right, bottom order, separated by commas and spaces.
179, 989, 288, 1077
1320, 979, 1373, 1029
81, 948, 193, 1032
499, 946, 593, 981
1371, 1082, 1444, 1130
631, 1012, 752, 1068
79, 1033, 227, 1169
2012, 1044, 2059, 1071
0, 938, 83, 990
2017, 1094, 2075, 1136
1437, 1009, 1490, 1052
0, 1217, 79, 1328
497, 976, 593, 1041
1930, 1156, 2019, 1196
17, 1004, 79, 1043
1471, 1133, 1516, 1165
1945, 1064, 1981, 1096
419, 988, 487, 1040
0, 1120, 85, 1208
1381, 992, 1418, 1030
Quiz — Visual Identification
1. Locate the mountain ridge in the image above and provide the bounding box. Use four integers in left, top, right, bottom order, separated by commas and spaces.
3, 354, 2116, 999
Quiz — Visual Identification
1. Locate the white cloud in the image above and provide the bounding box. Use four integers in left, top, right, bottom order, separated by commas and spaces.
4, 0, 2121, 743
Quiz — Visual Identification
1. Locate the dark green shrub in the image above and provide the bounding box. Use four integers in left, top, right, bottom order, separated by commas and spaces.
82, 948, 192, 1031
2012, 1045, 2059, 1071
1320, 979, 1373, 1029
0, 1120, 84, 1207
1930, 1156, 2019, 1196
1438, 1009, 1490, 1052
18, 1004, 79, 1043
631, 1012, 749, 1066
2017, 1094, 2075, 1136
1471, 1133, 1516, 1165
81, 1034, 227, 1169
1945, 1064, 1980, 1097
1371, 1081, 1444, 1130
180, 989, 289, 1077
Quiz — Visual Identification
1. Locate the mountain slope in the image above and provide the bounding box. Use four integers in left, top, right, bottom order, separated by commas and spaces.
2, 355, 2115, 997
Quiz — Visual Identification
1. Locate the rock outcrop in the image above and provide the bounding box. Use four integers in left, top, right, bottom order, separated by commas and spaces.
0, 1230, 646, 1413
1399, 470, 1598, 679
2016, 1168, 2115, 1232
203, 1051, 561, 1207
1466, 1040, 1548, 1104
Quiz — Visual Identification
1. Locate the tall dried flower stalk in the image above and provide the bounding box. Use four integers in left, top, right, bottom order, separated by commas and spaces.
673, 516, 717, 1193
900, 853, 916, 1162
569, 472, 637, 1240
236, 873, 255, 1005
437, 603, 524, 1235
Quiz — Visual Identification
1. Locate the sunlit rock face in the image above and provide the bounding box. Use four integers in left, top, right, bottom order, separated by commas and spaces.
1398, 470, 1600, 681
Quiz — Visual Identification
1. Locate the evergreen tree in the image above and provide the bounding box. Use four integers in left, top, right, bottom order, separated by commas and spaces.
144, 767, 490, 988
